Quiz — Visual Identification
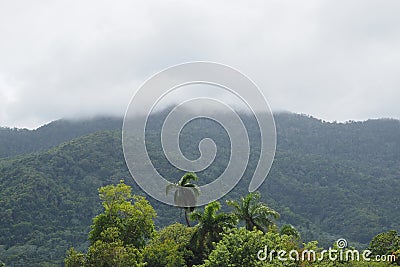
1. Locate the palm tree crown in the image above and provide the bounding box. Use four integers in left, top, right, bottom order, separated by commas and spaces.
189, 201, 236, 257
166, 172, 200, 226
227, 191, 279, 232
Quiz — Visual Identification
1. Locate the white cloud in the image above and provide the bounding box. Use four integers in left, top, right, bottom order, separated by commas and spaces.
0, 0, 399, 128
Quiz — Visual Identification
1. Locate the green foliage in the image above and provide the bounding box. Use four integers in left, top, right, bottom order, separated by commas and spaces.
198, 227, 295, 267
369, 230, 400, 256
143, 223, 196, 267
1, 114, 400, 265
85, 228, 144, 267
0, 117, 122, 159
89, 181, 156, 248
200, 228, 395, 267
227, 192, 280, 233
65, 181, 155, 267
143, 239, 185, 267
61, 183, 400, 267
166, 172, 200, 226
394, 249, 400, 265
280, 224, 300, 240
0, 130, 128, 266
65, 247, 85, 267
189, 201, 236, 264
173, 172, 200, 209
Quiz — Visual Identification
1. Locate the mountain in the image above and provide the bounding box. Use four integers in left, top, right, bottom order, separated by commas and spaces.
0, 117, 122, 159
0, 113, 399, 266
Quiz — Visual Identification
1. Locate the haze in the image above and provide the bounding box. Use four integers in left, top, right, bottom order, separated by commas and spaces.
0, 0, 399, 129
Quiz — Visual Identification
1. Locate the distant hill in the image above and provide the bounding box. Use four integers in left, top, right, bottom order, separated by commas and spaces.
0, 113, 399, 266
276, 113, 400, 167
0, 117, 122, 159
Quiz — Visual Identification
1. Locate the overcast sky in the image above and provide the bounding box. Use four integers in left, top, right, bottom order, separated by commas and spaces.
1, 0, 399, 129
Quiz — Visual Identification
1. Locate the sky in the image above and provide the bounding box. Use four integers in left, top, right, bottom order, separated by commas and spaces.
0, 0, 399, 129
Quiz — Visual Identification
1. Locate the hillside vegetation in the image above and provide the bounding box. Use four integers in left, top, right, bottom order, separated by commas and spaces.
0, 113, 399, 266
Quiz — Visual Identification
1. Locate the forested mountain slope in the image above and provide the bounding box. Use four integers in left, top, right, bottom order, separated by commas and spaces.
0, 113, 399, 266
0, 117, 122, 159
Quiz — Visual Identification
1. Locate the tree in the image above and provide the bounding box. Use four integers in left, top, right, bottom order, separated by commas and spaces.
189, 201, 236, 263
143, 223, 196, 267
166, 173, 200, 226
201, 227, 395, 267
64, 248, 85, 267
394, 249, 400, 265
369, 230, 400, 256
143, 239, 185, 267
199, 227, 294, 267
85, 228, 144, 267
227, 192, 279, 233
65, 181, 156, 266
89, 180, 156, 248
280, 224, 300, 239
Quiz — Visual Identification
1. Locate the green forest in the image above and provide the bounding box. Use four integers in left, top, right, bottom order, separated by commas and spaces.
64, 179, 400, 267
0, 113, 399, 266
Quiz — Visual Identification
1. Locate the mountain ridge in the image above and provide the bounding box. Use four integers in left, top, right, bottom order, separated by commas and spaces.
0, 112, 399, 266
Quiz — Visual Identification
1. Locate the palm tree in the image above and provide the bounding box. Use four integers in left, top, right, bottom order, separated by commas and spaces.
227, 192, 279, 233
189, 201, 236, 260
166, 172, 200, 226
280, 224, 300, 239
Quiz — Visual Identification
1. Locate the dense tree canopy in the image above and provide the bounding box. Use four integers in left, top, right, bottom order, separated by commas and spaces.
1, 114, 399, 265
369, 230, 400, 257
89, 181, 156, 248
143, 223, 196, 267
61, 182, 400, 266
65, 181, 155, 267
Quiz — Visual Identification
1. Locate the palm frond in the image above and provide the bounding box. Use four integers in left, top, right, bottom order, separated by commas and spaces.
165, 183, 176, 196
178, 172, 198, 186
